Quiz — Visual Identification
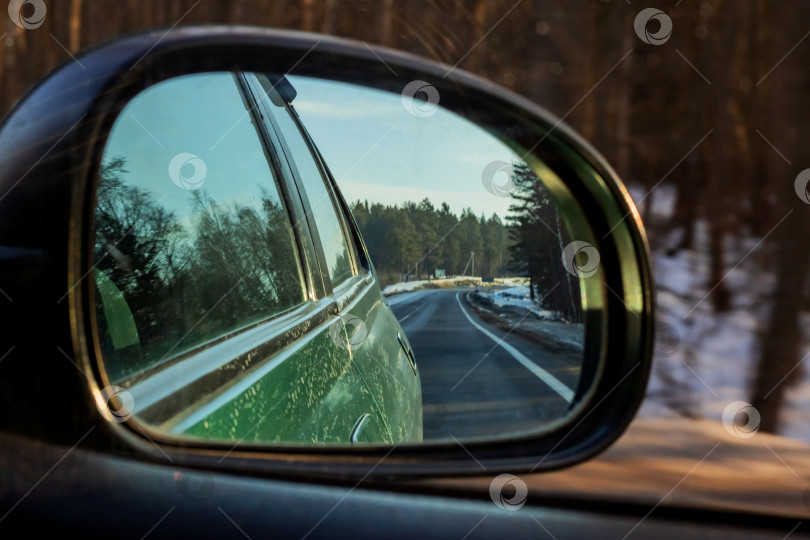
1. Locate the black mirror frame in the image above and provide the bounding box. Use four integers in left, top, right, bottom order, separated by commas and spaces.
0, 25, 653, 481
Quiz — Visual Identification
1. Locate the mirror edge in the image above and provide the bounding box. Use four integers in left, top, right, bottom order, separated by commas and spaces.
56, 26, 655, 480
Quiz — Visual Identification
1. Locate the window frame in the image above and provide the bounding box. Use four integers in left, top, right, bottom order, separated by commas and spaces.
244, 73, 366, 302
292, 109, 379, 310
232, 72, 328, 303
289, 104, 371, 275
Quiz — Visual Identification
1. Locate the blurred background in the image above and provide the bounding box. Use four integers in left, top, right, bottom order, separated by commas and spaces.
4, 0, 810, 514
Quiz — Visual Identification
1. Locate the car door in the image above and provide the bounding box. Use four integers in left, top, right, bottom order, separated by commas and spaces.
244, 72, 423, 443
92, 71, 390, 445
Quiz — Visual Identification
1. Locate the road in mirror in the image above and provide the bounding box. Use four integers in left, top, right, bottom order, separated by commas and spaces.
91, 71, 594, 447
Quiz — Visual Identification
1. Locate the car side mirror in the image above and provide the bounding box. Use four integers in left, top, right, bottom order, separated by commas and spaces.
0, 26, 653, 480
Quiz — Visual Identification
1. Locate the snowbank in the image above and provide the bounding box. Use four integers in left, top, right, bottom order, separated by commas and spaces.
382, 276, 527, 296
472, 285, 564, 322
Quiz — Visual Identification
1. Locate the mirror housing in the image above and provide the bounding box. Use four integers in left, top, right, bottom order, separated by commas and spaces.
0, 26, 653, 480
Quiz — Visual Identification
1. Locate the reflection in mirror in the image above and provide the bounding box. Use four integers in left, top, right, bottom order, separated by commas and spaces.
91, 71, 598, 448
291, 76, 590, 440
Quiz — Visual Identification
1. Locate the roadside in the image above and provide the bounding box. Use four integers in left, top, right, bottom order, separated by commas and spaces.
464, 288, 585, 355
382, 276, 527, 296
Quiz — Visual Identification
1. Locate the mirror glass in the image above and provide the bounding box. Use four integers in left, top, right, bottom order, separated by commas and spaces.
91, 71, 600, 446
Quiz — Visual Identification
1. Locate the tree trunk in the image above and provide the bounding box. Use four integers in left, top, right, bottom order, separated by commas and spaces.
750, 217, 806, 432
70, 0, 83, 52
749, 0, 810, 434
301, 0, 316, 31
379, 0, 395, 45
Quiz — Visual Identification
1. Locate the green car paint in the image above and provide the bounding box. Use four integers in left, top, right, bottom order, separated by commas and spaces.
178, 317, 392, 444
343, 285, 423, 443
178, 280, 420, 444
95, 259, 421, 446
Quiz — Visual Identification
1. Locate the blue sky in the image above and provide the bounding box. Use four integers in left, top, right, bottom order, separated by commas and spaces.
103, 72, 524, 226
104, 72, 284, 223
289, 75, 519, 219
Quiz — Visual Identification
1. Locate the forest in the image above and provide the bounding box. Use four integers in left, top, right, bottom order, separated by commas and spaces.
350, 161, 581, 322
349, 200, 508, 283
94, 159, 306, 381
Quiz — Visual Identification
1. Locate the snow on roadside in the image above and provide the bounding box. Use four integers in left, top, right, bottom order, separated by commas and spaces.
382, 280, 431, 295
473, 285, 564, 321
382, 276, 527, 296
466, 287, 585, 351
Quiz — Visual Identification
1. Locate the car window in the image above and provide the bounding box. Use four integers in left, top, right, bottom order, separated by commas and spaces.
255, 76, 355, 289
93, 72, 306, 382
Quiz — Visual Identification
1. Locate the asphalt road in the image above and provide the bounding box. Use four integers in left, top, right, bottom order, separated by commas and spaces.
386, 287, 583, 441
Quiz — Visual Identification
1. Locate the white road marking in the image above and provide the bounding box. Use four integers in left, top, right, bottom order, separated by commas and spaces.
455, 292, 574, 403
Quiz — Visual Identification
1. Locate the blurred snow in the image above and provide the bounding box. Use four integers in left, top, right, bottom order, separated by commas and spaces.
630, 183, 810, 442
